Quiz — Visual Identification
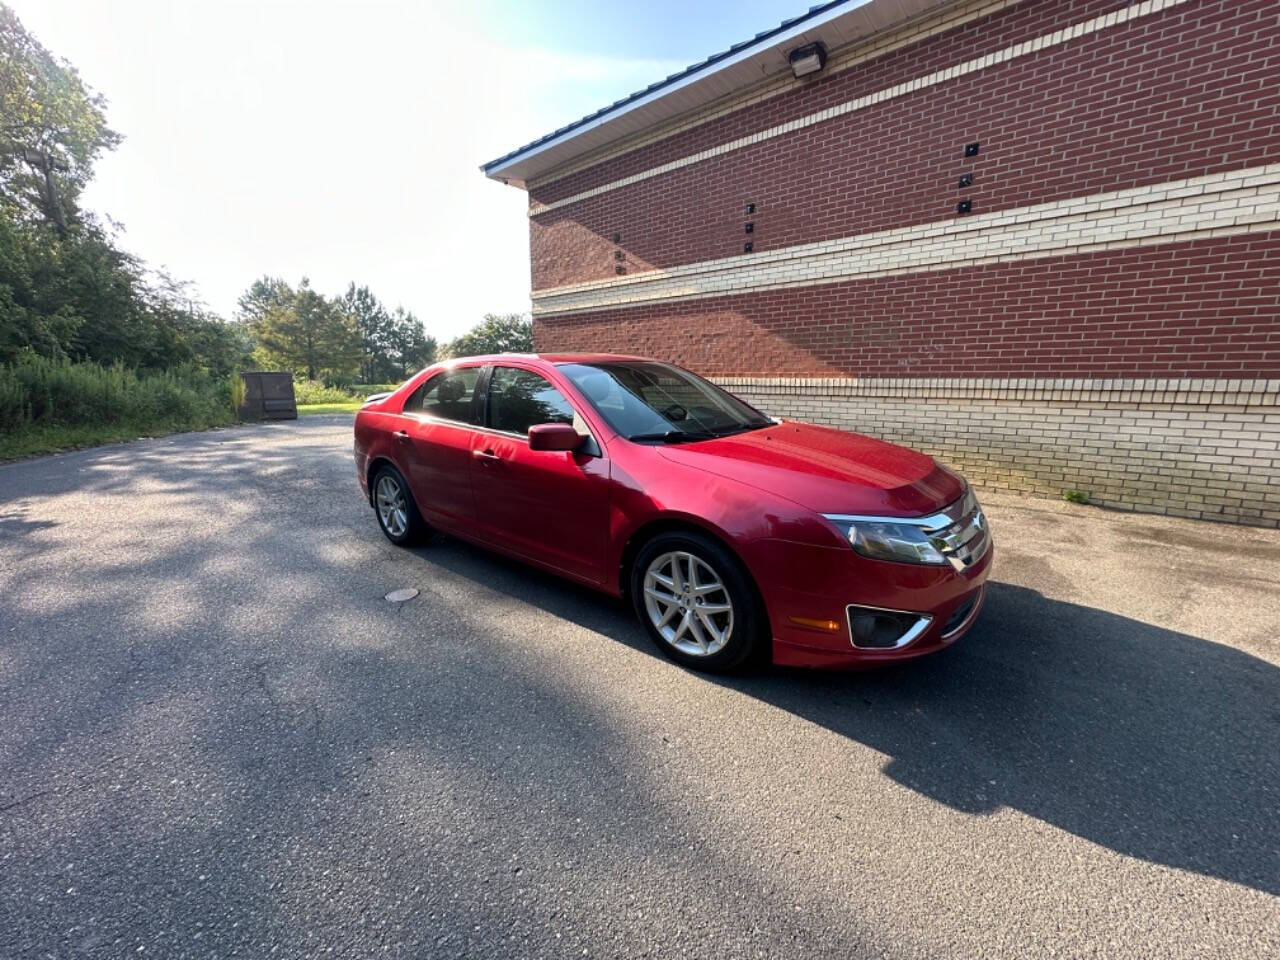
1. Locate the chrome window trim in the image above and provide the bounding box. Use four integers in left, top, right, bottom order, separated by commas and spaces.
401, 413, 594, 447
400, 410, 488, 431
400, 405, 603, 456
844, 602, 934, 651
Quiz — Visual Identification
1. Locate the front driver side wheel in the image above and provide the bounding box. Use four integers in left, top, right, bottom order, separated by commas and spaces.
630, 531, 766, 672
372, 465, 426, 545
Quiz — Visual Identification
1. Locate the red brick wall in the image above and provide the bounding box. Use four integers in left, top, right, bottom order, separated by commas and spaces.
531, 0, 1126, 207
529, 0, 1280, 291
533, 231, 1280, 378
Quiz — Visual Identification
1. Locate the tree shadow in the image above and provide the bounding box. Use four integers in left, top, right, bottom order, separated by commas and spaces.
2, 419, 1276, 960
0, 428, 891, 956
0, 508, 58, 537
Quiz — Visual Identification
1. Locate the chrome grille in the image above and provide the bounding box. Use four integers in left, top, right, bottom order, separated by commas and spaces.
925, 488, 990, 571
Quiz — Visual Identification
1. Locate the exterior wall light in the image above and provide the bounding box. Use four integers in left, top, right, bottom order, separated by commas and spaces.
788, 41, 827, 78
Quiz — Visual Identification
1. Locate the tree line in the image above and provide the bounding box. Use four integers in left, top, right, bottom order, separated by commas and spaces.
0, 4, 531, 394
235, 276, 434, 384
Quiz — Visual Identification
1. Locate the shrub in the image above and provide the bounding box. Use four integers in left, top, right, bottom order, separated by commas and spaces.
0, 352, 235, 435
1063, 489, 1091, 505
291, 379, 356, 405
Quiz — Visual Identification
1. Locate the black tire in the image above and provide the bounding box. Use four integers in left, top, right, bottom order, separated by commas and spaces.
371, 463, 427, 546
630, 530, 767, 672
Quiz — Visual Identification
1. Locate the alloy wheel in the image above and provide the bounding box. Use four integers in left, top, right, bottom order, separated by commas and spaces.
375, 474, 409, 539
642, 550, 735, 656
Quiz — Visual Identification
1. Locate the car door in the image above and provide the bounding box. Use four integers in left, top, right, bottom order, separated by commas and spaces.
469, 364, 610, 584
398, 365, 485, 528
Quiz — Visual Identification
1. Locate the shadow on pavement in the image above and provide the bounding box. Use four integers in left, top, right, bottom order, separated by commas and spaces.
1, 419, 1275, 960
422, 539, 1280, 896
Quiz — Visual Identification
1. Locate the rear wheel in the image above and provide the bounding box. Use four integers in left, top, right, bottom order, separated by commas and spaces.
372, 465, 426, 545
630, 531, 766, 672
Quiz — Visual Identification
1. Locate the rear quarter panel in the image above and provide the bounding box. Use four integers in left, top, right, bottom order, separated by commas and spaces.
353, 367, 440, 499
354, 409, 408, 501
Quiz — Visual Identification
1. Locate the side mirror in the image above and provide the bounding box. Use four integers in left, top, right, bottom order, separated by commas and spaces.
528, 422, 583, 452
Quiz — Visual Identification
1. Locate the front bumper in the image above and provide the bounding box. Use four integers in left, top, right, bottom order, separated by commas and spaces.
743, 518, 993, 670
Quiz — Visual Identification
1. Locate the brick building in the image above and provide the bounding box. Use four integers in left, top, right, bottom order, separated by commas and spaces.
483, 0, 1280, 526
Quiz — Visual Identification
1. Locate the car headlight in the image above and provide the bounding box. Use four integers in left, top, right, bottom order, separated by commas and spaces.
823, 517, 948, 565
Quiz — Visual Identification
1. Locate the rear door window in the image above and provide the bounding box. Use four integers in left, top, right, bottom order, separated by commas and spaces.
404, 367, 483, 425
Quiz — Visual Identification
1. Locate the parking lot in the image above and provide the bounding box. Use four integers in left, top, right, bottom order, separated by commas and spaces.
1, 416, 1277, 958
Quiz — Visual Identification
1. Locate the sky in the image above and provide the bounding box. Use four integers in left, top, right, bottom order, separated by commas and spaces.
11, 0, 808, 340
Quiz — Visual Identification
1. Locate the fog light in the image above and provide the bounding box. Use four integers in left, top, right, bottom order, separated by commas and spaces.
845, 605, 933, 650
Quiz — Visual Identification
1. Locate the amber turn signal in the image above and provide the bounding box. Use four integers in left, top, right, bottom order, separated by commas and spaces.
788, 616, 843, 633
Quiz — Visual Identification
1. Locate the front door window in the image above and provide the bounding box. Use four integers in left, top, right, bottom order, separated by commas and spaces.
487, 366, 579, 435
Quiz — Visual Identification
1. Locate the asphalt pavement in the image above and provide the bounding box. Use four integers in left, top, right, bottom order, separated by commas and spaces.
1, 416, 1277, 958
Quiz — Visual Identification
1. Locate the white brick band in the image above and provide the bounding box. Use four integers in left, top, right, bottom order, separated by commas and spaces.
712, 377, 1280, 407
531, 163, 1280, 316
717, 376, 1280, 527
528, 0, 1190, 216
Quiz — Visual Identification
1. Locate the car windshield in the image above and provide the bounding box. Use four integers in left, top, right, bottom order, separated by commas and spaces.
557, 361, 772, 443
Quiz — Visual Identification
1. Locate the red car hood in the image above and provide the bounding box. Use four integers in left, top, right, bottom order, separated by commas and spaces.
657, 421, 964, 516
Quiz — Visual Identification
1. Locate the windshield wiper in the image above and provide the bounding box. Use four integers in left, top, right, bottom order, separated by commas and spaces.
629, 422, 771, 443
627, 430, 718, 444
707, 422, 769, 437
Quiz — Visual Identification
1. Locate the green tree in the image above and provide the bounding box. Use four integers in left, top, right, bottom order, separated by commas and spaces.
0, 205, 245, 370
386, 306, 436, 378
0, 210, 82, 358
441, 313, 532, 359
0, 7, 243, 373
151, 272, 252, 376
0, 4, 120, 230
236, 276, 293, 330
246, 278, 360, 381
340, 282, 393, 382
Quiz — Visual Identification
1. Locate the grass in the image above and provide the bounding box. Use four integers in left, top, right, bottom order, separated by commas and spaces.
297, 402, 362, 415
0, 419, 231, 461
0, 405, 362, 459
293, 381, 402, 404
1063, 489, 1091, 505
0, 404, 359, 460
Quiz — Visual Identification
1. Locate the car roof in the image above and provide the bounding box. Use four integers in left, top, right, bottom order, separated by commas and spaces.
443, 352, 651, 365
541, 353, 650, 364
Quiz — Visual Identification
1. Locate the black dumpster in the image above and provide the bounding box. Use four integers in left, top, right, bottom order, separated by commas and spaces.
239, 372, 297, 421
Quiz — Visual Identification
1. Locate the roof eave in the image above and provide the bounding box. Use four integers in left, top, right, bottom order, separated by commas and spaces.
480, 0, 867, 185
480, 0, 960, 187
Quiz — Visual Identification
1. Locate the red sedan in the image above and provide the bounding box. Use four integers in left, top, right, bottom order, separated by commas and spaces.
354, 354, 991, 671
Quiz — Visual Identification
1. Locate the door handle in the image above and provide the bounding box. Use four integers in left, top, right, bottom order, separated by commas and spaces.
472, 448, 501, 462
393, 430, 410, 443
